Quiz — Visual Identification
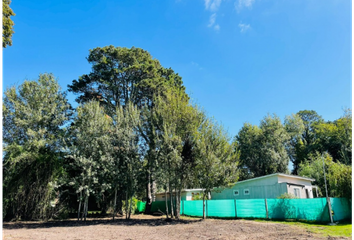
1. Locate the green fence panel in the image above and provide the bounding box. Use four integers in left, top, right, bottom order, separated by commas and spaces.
207, 200, 236, 217
330, 198, 351, 221
183, 200, 204, 217
136, 201, 146, 213
151, 201, 178, 214
151, 201, 167, 213
267, 198, 329, 221
236, 199, 267, 219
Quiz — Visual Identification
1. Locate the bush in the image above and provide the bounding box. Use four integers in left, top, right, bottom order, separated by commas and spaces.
122, 197, 139, 214
277, 193, 299, 199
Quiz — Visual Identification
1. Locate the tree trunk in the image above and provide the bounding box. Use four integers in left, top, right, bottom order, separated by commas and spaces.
84, 196, 88, 222
77, 191, 82, 221
203, 195, 206, 220
128, 193, 133, 219
144, 171, 152, 214
125, 191, 128, 220
175, 189, 181, 219
174, 186, 177, 218
113, 189, 117, 220
117, 193, 123, 215
169, 181, 174, 218
164, 189, 169, 218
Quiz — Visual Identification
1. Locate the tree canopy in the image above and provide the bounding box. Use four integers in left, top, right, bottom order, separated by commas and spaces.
3, 0, 15, 48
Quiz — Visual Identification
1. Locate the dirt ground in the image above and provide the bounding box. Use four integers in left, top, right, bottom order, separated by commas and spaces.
3, 215, 349, 240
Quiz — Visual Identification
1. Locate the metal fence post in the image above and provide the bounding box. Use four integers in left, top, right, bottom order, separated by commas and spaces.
265, 199, 269, 219
206, 200, 208, 218
234, 199, 237, 219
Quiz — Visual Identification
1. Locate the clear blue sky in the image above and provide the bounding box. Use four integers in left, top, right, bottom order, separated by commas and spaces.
3, 0, 352, 137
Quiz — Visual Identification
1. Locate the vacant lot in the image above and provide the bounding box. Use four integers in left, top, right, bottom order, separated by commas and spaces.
3, 215, 350, 240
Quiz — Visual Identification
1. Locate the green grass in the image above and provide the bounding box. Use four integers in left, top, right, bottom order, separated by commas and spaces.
255, 219, 352, 238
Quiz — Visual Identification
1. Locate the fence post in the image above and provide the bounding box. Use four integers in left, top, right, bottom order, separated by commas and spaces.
182, 200, 184, 215
234, 199, 237, 219
265, 199, 268, 219
206, 200, 208, 218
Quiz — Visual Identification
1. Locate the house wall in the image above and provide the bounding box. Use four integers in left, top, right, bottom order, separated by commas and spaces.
278, 175, 314, 198
155, 192, 191, 202
211, 182, 288, 200
277, 176, 313, 186
287, 184, 314, 198
211, 175, 314, 200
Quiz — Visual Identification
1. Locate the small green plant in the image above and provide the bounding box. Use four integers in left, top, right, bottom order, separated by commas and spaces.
122, 197, 139, 214
277, 193, 299, 199
192, 193, 206, 200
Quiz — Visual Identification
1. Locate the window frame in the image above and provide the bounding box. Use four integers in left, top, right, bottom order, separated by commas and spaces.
243, 189, 250, 195
294, 188, 301, 198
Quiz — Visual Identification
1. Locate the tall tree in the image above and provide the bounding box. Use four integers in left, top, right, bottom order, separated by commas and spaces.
66, 101, 113, 221
298, 152, 351, 199
289, 110, 323, 173
194, 119, 238, 219
3, 0, 15, 48
3, 74, 72, 220
68, 45, 188, 212
153, 89, 203, 219
284, 114, 305, 174
314, 109, 352, 165
110, 103, 141, 220
236, 114, 291, 179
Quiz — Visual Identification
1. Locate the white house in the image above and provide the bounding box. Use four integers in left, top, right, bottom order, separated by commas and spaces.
211, 173, 317, 200
154, 189, 206, 201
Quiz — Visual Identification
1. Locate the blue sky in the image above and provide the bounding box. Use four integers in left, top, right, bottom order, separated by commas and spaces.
3, 0, 351, 137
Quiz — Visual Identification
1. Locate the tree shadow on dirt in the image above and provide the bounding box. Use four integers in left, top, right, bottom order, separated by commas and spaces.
3, 216, 201, 230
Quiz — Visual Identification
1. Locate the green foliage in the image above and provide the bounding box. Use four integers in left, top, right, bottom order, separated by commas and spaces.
68, 45, 185, 112
122, 197, 139, 214
68, 45, 189, 213
313, 109, 352, 165
66, 101, 113, 220
194, 118, 239, 218
3, 74, 72, 220
288, 110, 323, 174
152, 88, 204, 218
3, 0, 15, 48
236, 114, 292, 180
277, 193, 299, 199
298, 152, 352, 199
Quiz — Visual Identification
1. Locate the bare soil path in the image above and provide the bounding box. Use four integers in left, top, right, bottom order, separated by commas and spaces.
3, 215, 349, 240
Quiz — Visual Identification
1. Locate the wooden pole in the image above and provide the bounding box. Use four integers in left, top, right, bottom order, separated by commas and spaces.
265, 199, 269, 219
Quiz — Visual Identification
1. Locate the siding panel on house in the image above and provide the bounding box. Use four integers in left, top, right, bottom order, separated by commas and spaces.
211, 174, 314, 200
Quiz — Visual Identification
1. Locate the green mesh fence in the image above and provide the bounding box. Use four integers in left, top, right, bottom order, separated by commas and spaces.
331, 198, 351, 221
179, 197, 350, 223
236, 199, 267, 218
136, 201, 146, 213
183, 200, 204, 217
151, 200, 177, 214
267, 198, 329, 222
207, 200, 236, 218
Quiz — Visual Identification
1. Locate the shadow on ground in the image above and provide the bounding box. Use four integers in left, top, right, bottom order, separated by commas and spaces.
3, 216, 201, 230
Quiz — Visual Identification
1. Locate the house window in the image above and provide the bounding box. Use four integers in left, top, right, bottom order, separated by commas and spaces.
233, 190, 239, 196
294, 188, 301, 198
244, 189, 250, 195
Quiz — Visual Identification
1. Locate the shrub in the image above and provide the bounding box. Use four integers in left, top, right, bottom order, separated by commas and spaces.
277, 193, 299, 199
